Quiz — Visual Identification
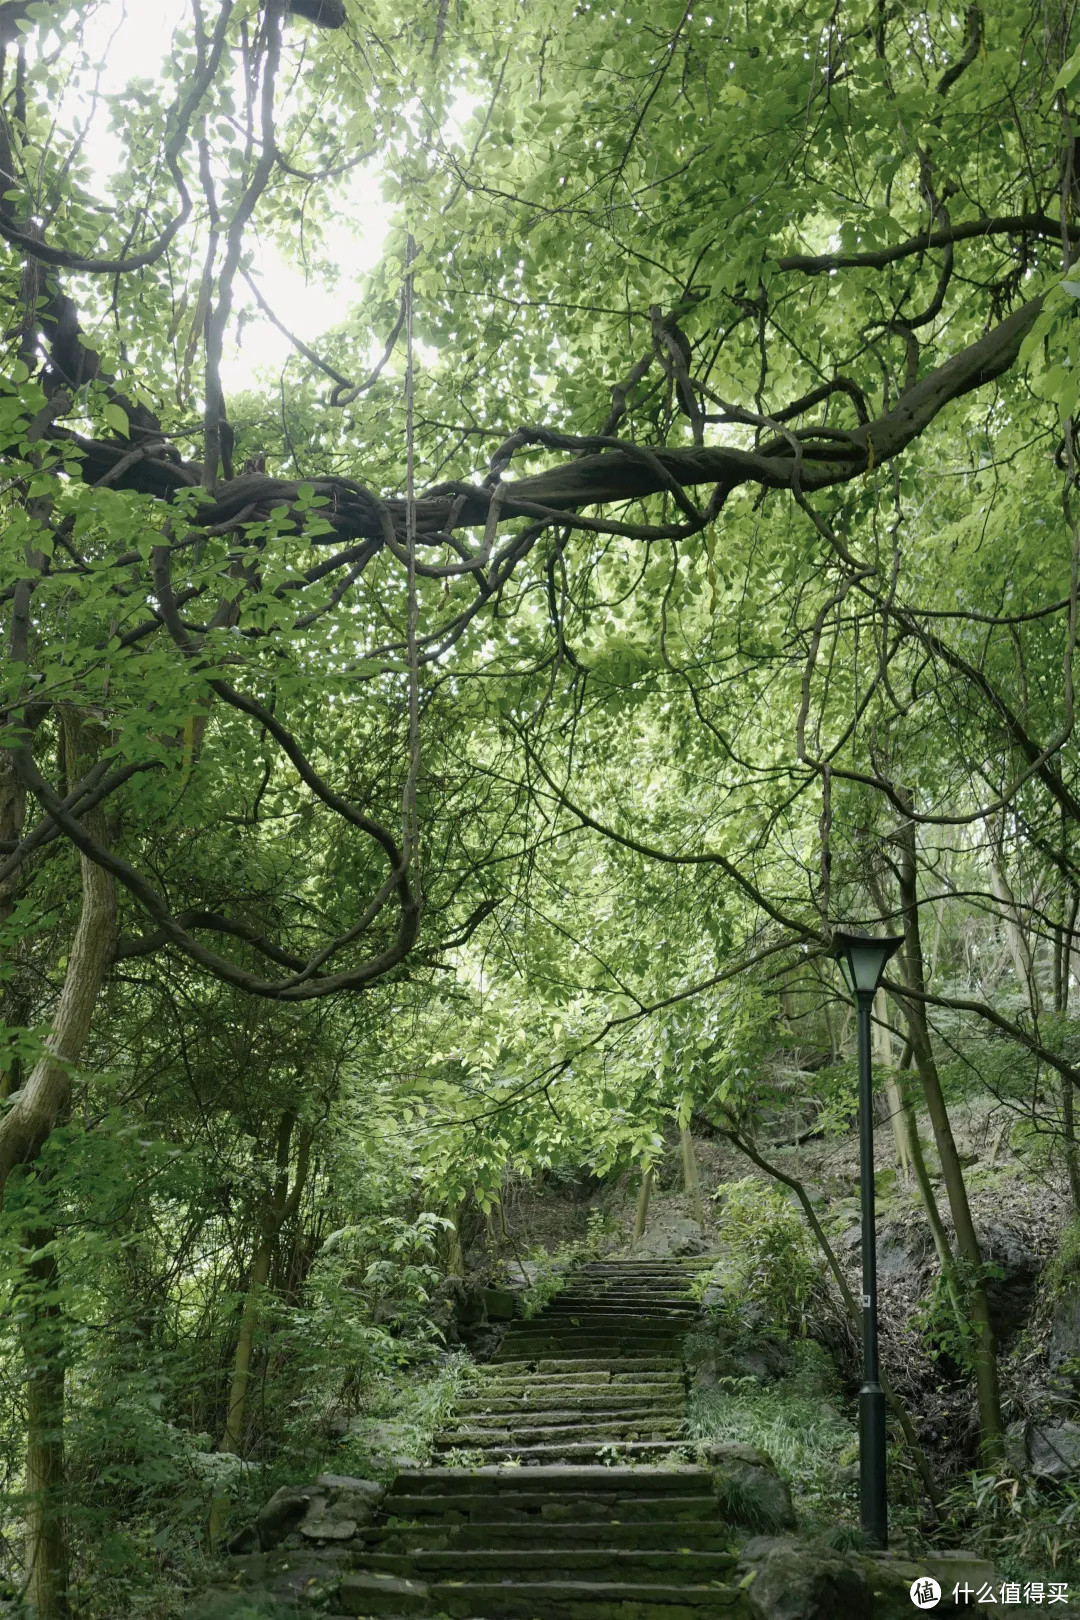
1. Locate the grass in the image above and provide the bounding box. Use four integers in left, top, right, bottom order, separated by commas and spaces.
686, 1338, 858, 1525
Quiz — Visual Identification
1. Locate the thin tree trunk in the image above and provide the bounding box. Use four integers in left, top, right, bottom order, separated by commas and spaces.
633, 1168, 653, 1243
1057, 897, 1080, 1211
680, 1127, 704, 1226
718, 1122, 941, 1515
447, 1200, 466, 1279
209, 1112, 310, 1541
895, 790, 1004, 1460
20, 1226, 68, 1619
873, 985, 912, 1183
2, 717, 116, 1611
989, 836, 1040, 1017
0, 715, 116, 1203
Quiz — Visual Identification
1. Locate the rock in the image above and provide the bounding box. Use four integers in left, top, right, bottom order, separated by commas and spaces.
316, 1473, 383, 1499
299, 1514, 357, 1541
701, 1441, 796, 1531
1026, 1421, 1080, 1479
457, 1287, 489, 1324
347, 1423, 422, 1469
739, 1537, 874, 1619
1048, 1271, 1080, 1375
226, 1483, 315, 1554
224, 1523, 259, 1555
919, 1549, 999, 1594
481, 1286, 518, 1320
857, 1550, 998, 1619
338, 1571, 430, 1615
977, 1219, 1042, 1344
876, 1223, 934, 1286
632, 1213, 707, 1259
501, 1259, 543, 1287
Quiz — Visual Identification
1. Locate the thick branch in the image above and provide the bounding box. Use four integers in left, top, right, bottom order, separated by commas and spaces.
48, 298, 1042, 547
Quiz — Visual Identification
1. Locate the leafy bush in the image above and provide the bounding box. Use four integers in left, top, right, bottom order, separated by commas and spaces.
712, 1178, 829, 1336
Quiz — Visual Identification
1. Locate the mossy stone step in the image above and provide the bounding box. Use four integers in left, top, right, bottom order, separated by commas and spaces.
382, 1494, 721, 1525
438, 1440, 688, 1464
502, 1323, 688, 1334
336, 1573, 750, 1618
474, 1392, 684, 1405
481, 1372, 685, 1388
457, 1396, 686, 1415
392, 1466, 715, 1495
497, 1340, 687, 1354
492, 1354, 683, 1367
436, 1422, 683, 1447
354, 1548, 739, 1578
359, 1520, 732, 1551
549, 1296, 699, 1308
542, 1321, 695, 1332
452, 1400, 685, 1420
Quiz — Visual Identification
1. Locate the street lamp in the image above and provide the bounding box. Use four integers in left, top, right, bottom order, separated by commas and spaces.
830, 929, 904, 1551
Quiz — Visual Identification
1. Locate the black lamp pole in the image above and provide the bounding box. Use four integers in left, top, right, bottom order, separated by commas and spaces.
830, 929, 903, 1551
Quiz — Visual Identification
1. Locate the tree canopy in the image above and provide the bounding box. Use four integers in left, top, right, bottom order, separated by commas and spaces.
4, 0, 1080, 1613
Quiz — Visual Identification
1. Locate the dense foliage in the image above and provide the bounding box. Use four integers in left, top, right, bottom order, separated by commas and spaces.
2, 0, 1080, 1613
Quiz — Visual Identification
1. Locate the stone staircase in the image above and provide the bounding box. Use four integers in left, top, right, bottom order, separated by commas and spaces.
330, 1257, 755, 1618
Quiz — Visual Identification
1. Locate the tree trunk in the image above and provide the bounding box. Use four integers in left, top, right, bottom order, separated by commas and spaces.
20, 1227, 68, 1618
895, 790, 1004, 1459
209, 1112, 310, 1542
680, 1127, 704, 1226
873, 986, 912, 1182
0, 715, 116, 1203
1, 717, 116, 1611
989, 838, 1040, 1017
447, 1200, 466, 1279
1056, 899, 1080, 1211
633, 1168, 653, 1243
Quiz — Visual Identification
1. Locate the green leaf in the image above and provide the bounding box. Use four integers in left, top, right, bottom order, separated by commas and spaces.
103, 402, 130, 438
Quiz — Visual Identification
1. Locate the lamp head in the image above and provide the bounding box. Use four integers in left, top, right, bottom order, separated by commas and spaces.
830, 929, 904, 998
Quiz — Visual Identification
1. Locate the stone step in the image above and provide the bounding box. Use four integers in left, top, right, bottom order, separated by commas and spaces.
354, 1548, 739, 1579
479, 1380, 683, 1393
456, 1399, 683, 1425
459, 1393, 683, 1406
480, 1372, 685, 1388
390, 1465, 716, 1496
498, 1336, 687, 1351
501, 1326, 688, 1339
381, 1493, 722, 1524
550, 1293, 700, 1305
504, 1320, 688, 1333
574, 1260, 714, 1270
494, 1350, 686, 1361
442, 1410, 685, 1431
545, 1309, 697, 1320
490, 1357, 680, 1373
437, 1420, 684, 1447
434, 1439, 687, 1464
336, 1573, 748, 1617
477, 1387, 685, 1404
552, 1284, 701, 1294
360, 1520, 732, 1551
541, 1309, 698, 1321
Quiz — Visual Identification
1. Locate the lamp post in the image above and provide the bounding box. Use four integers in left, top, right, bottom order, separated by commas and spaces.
830, 928, 904, 1550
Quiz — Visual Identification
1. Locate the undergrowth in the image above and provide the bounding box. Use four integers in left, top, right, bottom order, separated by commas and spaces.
686, 1338, 856, 1515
